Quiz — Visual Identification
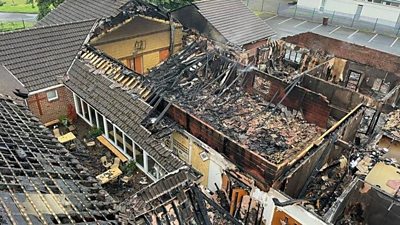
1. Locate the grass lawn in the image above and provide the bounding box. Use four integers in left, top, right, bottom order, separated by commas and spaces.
0, 20, 34, 31
0, 0, 38, 14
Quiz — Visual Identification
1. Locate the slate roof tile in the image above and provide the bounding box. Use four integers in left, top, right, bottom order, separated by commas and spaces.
194, 0, 275, 45
0, 20, 96, 92
65, 59, 184, 172
36, 0, 129, 26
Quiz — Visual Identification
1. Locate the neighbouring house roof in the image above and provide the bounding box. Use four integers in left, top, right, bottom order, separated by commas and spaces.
36, 0, 130, 26
173, 0, 275, 46
64, 47, 185, 172
0, 20, 96, 92
36, 0, 169, 27
0, 65, 28, 99
0, 95, 116, 224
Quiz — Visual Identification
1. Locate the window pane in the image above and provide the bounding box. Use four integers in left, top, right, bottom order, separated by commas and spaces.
125, 136, 134, 158
115, 127, 124, 150
106, 120, 114, 142
147, 156, 157, 178
97, 113, 105, 134
89, 106, 96, 126
75, 96, 82, 115
47, 90, 58, 101
148, 156, 163, 179
285, 49, 291, 60
135, 144, 144, 168
82, 101, 90, 121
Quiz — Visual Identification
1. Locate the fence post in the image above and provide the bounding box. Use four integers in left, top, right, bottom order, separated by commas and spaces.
397, 27, 400, 36
351, 14, 356, 27
246, 0, 249, 6
261, 0, 265, 11
311, 8, 316, 21
22, 19, 25, 29
277, 2, 281, 15
373, 18, 378, 32
294, 5, 298, 18
331, 11, 336, 23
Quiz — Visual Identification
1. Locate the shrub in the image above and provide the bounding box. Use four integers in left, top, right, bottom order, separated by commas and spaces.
58, 115, 69, 127
88, 127, 102, 138
121, 160, 137, 176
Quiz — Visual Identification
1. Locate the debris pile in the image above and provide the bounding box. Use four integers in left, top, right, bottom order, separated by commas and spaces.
117, 168, 241, 225
256, 39, 332, 81
383, 110, 400, 140
191, 92, 323, 164
143, 40, 323, 164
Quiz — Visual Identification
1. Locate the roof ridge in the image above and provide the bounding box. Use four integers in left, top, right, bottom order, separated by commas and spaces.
1, 19, 97, 35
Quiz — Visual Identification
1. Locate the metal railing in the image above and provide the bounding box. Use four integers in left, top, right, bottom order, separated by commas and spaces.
276, 4, 400, 37
0, 20, 29, 32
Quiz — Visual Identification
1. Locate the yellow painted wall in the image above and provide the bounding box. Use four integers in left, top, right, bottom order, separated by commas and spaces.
93, 28, 183, 73
143, 51, 160, 72
171, 131, 210, 186
172, 131, 190, 163
191, 142, 210, 186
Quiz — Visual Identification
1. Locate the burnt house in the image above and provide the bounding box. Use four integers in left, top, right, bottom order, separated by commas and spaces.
64, 45, 186, 182
0, 0, 182, 125
283, 32, 400, 115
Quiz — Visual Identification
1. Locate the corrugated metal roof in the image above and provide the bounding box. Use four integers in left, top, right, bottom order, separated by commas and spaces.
194, 0, 275, 46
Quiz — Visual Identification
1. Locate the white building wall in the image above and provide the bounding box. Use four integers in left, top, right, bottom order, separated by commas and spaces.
297, 0, 400, 23
359, 2, 400, 22
297, 0, 323, 9
251, 188, 328, 225
324, 0, 359, 14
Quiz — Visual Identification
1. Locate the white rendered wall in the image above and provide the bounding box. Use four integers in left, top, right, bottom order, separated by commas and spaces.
298, 0, 400, 22
297, 0, 323, 9
251, 188, 328, 225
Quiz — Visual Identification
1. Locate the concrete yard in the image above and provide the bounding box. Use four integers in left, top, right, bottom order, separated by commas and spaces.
264, 15, 400, 56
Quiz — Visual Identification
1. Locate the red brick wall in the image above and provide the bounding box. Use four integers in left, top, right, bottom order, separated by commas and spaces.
27, 86, 74, 124
284, 32, 400, 76
166, 102, 277, 190
260, 73, 331, 128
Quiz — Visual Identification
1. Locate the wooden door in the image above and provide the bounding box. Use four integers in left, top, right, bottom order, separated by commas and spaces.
134, 55, 143, 74
159, 49, 169, 62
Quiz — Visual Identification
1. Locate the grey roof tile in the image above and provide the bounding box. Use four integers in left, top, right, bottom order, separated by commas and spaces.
0, 20, 96, 92
36, 0, 129, 26
194, 0, 275, 45
65, 58, 184, 172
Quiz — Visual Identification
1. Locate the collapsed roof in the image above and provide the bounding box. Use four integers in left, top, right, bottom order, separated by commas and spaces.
0, 95, 116, 224
117, 167, 241, 225
64, 46, 185, 173
139, 41, 323, 164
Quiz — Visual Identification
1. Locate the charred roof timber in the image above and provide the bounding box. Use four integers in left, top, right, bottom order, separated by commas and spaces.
0, 95, 116, 224
117, 167, 243, 225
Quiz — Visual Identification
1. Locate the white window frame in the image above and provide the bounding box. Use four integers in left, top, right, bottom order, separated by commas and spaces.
73, 93, 82, 116
71, 92, 166, 181
46, 89, 58, 102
